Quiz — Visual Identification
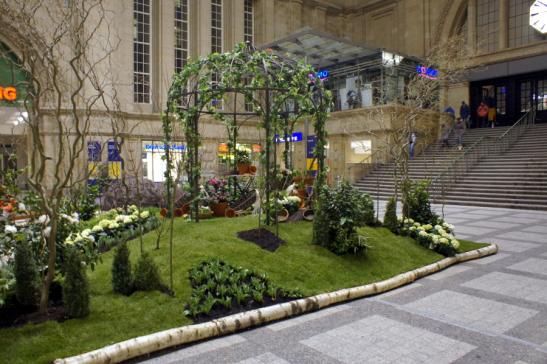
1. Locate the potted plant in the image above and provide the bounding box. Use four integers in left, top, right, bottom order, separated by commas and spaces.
292, 169, 303, 184
235, 150, 251, 175
204, 178, 229, 217
198, 206, 213, 219
304, 171, 315, 186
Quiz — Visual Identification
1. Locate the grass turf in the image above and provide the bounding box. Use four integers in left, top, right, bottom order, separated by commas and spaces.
0, 215, 489, 363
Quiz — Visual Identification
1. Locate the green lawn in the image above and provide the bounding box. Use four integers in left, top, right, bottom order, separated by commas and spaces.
0, 216, 489, 364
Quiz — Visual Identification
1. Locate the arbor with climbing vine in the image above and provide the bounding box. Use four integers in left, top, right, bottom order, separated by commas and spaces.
163, 43, 332, 230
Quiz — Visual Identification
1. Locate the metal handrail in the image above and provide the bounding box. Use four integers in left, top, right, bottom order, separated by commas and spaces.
430, 109, 535, 201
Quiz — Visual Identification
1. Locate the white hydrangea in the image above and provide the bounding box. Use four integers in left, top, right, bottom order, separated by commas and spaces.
123, 216, 132, 224
409, 226, 416, 231
439, 237, 449, 244
4, 225, 17, 234
37, 214, 50, 225
287, 196, 301, 204
418, 230, 428, 237
451, 239, 460, 249
403, 218, 409, 224
115, 215, 125, 223
140, 211, 150, 219
92, 225, 103, 233
108, 221, 119, 229
81, 229, 92, 238
413, 222, 420, 227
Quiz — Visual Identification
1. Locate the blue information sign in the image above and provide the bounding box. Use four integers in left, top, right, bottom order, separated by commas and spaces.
274, 132, 303, 144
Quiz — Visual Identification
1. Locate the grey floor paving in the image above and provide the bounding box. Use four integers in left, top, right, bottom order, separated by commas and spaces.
140, 205, 547, 364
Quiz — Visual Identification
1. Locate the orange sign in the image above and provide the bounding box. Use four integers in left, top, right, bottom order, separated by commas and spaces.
0, 86, 16, 101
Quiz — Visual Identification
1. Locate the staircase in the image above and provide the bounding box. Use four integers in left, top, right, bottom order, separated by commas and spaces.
354, 123, 547, 210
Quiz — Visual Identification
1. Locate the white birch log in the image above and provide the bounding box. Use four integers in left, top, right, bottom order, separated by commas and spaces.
54, 244, 498, 364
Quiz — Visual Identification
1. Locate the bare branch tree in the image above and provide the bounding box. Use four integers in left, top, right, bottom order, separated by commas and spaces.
0, 0, 120, 313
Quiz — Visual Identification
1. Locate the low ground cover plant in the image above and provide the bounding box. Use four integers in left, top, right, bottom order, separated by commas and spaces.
400, 218, 460, 256
183, 258, 303, 319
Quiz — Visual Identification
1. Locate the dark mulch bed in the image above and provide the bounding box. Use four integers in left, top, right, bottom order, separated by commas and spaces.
0, 282, 66, 328
192, 294, 297, 324
237, 228, 286, 252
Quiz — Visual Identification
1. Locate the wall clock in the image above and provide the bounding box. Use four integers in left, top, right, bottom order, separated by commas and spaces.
530, 0, 547, 34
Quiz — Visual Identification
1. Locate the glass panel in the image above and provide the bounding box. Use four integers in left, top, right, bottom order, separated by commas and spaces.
134, 0, 151, 103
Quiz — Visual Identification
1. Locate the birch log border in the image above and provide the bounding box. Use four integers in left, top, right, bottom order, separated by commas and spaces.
54, 243, 498, 364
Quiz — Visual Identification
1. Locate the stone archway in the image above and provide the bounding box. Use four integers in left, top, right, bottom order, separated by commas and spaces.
435, 0, 470, 45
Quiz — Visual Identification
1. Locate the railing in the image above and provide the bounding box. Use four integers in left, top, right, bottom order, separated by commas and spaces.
430, 109, 535, 201
346, 150, 387, 183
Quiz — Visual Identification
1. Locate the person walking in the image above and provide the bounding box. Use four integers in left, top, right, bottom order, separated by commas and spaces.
444, 105, 456, 122
477, 101, 488, 128
460, 101, 471, 128
455, 118, 465, 150
409, 132, 417, 160
440, 123, 451, 148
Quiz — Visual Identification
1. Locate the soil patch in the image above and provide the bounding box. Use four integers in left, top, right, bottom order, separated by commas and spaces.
237, 228, 286, 252
0, 281, 66, 328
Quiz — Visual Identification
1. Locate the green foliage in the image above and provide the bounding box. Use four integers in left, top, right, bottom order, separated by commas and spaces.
383, 197, 399, 233
0, 267, 15, 307
403, 180, 438, 224
133, 253, 163, 292
234, 149, 251, 165
111, 242, 133, 295
312, 181, 369, 255
63, 248, 90, 318
356, 192, 375, 226
14, 241, 40, 307
184, 258, 302, 318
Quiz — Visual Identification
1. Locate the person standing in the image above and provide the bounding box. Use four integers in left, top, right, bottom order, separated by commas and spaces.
440, 123, 451, 148
455, 118, 465, 151
409, 132, 417, 160
477, 101, 489, 128
460, 101, 471, 128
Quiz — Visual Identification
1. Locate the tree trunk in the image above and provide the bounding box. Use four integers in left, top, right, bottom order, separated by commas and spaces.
39, 215, 58, 314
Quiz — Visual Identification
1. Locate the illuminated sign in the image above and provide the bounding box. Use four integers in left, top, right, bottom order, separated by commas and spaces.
0, 86, 17, 101
316, 70, 329, 80
416, 66, 438, 80
275, 132, 303, 143
144, 144, 186, 152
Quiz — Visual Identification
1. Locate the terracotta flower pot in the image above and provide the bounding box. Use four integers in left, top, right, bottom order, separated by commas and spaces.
303, 209, 314, 221
304, 176, 315, 186
237, 163, 250, 175
248, 165, 257, 174
160, 208, 168, 218
276, 208, 289, 222
174, 208, 184, 217
225, 208, 236, 218
211, 202, 228, 217
181, 203, 190, 215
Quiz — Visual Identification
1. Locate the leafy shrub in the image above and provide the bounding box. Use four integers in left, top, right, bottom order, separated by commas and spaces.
0, 267, 15, 307
383, 197, 398, 233
112, 242, 133, 295
312, 181, 368, 255
183, 259, 302, 318
14, 241, 40, 307
133, 253, 163, 292
63, 248, 90, 318
403, 180, 438, 225
356, 192, 375, 226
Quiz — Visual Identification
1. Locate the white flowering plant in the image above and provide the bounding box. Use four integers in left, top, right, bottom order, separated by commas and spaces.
66, 206, 158, 253
399, 218, 459, 257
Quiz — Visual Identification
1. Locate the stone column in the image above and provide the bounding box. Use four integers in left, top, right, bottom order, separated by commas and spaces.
254, 0, 273, 44
467, 0, 477, 53
191, 0, 211, 57
225, 0, 244, 51
499, 0, 508, 50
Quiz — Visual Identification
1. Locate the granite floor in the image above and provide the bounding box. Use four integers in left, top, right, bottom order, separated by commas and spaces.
139, 204, 547, 364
